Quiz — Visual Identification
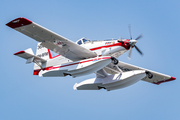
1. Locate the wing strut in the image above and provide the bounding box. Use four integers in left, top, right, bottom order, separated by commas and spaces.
115, 65, 123, 73
104, 66, 121, 74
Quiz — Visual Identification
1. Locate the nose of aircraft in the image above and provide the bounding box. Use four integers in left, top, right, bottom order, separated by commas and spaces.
129, 39, 137, 46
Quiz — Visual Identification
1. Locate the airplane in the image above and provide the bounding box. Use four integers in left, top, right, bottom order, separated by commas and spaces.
6, 17, 176, 91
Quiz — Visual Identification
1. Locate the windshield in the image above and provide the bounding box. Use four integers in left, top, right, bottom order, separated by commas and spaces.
77, 40, 82, 45
82, 38, 90, 43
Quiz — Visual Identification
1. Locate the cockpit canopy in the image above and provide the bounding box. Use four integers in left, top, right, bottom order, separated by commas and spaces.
76, 38, 90, 45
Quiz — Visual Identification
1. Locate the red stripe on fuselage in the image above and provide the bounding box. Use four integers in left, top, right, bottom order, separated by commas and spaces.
33, 57, 111, 75
90, 40, 130, 51
48, 40, 130, 60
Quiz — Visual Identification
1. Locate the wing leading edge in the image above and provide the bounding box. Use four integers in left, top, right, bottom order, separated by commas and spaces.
6, 17, 97, 61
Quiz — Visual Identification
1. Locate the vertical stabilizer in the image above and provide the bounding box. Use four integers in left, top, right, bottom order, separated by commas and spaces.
34, 42, 51, 74
36, 42, 51, 60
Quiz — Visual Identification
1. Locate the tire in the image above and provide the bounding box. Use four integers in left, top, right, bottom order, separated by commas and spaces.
111, 57, 119, 65
145, 71, 153, 79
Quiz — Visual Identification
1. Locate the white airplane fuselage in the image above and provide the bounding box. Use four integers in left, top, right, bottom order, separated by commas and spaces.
33, 38, 131, 77
34, 40, 129, 77
78, 38, 131, 58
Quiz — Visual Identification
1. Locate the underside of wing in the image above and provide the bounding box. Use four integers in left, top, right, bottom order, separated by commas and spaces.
6, 17, 97, 61
104, 61, 176, 85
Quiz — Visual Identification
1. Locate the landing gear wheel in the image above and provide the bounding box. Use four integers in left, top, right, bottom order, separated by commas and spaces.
145, 71, 153, 79
111, 57, 119, 65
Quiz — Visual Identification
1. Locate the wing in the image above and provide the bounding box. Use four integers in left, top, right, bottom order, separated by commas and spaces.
6, 17, 96, 61
104, 61, 176, 85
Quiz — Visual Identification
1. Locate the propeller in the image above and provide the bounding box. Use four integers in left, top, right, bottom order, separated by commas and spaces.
135, 34, 143, 40
128, 25, 143, 59
128, 24, 132, 40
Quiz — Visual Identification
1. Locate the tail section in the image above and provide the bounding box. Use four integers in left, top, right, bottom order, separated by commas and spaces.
35, 42, 52, 60
33, 43, 52, 75
14, 48, 46, 63
14, 42, 52, 75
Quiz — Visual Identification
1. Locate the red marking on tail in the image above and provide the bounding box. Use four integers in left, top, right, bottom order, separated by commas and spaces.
33, 70, 41, 75
48, 49, 61, 59
48, 49, 52, 59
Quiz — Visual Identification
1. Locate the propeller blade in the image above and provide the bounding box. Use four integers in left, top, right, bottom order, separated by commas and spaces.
135, 34, 143, 40
128, 24, 132, 40
134, 45, 143, 56
128, 47, 132, 59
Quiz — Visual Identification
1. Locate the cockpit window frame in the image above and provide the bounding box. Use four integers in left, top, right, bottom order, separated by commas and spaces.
82, 38, 90, 43
77, 40, 82, 45
76, 38, 91, 45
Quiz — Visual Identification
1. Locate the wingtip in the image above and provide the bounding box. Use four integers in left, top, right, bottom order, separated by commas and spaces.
14, 51, 25, 55
170, 76, 176, 80
154, 76, 176, 85
6, 17, 32, 28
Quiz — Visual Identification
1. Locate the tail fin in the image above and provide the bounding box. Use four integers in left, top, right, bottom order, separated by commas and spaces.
35, 42, 52, 60
33, 42, 52, 75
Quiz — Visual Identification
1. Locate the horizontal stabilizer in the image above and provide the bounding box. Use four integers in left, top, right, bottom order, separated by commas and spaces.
14, 48, 46, 63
